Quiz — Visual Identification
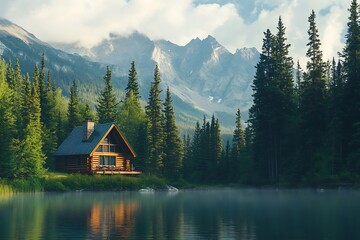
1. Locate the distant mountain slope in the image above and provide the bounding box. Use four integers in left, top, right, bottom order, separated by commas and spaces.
54, 32, 259, 119
0, 18, 259, 130
0, 18, 107, 98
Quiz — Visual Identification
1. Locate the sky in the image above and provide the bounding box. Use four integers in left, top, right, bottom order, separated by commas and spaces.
0, 0, 353, 67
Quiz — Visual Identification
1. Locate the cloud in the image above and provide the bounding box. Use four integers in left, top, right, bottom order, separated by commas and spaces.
0, 0, 353, 67
213, 0, 351, 67
1, 0, 238, 47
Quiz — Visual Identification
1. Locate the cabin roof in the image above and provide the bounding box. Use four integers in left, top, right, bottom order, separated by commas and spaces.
53, 123, 136, 157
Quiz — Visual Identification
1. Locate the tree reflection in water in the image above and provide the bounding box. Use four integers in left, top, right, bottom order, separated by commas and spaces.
1, 190, 360, 239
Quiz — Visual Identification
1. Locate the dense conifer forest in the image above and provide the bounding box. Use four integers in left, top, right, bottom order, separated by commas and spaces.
0, 1, 359, 187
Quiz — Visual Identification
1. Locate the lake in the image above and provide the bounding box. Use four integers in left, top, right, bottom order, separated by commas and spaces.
0, 189, 359, 239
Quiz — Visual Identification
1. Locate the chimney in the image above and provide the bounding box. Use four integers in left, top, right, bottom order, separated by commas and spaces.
83, 121, 95, 141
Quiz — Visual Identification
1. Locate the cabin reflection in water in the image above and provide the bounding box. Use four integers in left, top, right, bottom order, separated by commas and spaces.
88, 201, 139, 238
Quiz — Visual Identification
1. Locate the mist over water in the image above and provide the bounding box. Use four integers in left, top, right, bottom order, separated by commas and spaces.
0, 189, 359, 239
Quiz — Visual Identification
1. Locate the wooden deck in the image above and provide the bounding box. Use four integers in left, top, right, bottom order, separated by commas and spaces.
93, 166, 142, 175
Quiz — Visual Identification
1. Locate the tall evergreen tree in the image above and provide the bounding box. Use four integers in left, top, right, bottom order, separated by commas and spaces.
15, 65, 46, 178
39, 53, 47, 123
20, 73, 32, 133
83, 103, 95, 122
190, 121, 202, 181
0, 59, 16, 178
326, 59, 345, 174
272, 17, 297, 179
67, 80, 82, 131
295, 60, 303, 107
219, 140, 231, 182
249, 29, 276, 182
96, 66, 118, 123
182, 133, 192, 180
342, 0, 360, 172
163, 87, 183, 179
230, 109, 245, 181
119, 62, 145, 167
145, 65, 164, 174
12, 59, 24, 138
199, 117, 211, 181
125, 61, 140, 99
298, 10, 327, 178
117, 90, 146, 157
232, 109, 246, 157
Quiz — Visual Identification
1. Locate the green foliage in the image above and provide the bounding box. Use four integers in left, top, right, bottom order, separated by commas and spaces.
0, 59, 17, 178
125, 61, 140, 99
342, 0, 360, 173
43, 174, 166, 192
67, 80, 82, 131
117, 91, 146, 151
145, 65, 164, 174
297, 10, 327, 178
14, 66, 46, 179
1, 3, 360, 187
96, 66, 118, 123
163, 87, 184, 180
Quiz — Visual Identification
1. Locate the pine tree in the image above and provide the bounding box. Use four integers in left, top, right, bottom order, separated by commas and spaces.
219, 140, 231, 182
125, 61, 140, 99
298, 10, 327, 178
39, 53, 47, 123
342, 0, 360, 172
249, 29, 276, 182
295, 60, 303, 107
56, 112, 66, 147
163, 87, 183, 179
182, 133, 192, 180
7, 59, 23, 139
230, 109, 245, 181
135, 123, 148, 172
232, 109, 246, 156
20, 73, 32, 135
15, 65, 46, 178
96, 66, 118, 123
117, 90, 146, 155
199, 117, 211, 181
326, 59, 345, 174
272, 17, 297, 179
208, 115, 222, 182
0, 59, 16, 178
119, 62, 145, 166
190, 121, 202, 181
83, 103, 95, 122
67, 80, 82, 131
145, 65, 164, 174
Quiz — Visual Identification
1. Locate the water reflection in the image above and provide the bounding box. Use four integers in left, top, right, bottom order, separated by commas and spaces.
0, 189, 360, 239
88, 201, 139, 239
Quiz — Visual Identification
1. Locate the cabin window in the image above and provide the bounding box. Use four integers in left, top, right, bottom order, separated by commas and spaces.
96, 134, 123, 153
100, 156, 116, 166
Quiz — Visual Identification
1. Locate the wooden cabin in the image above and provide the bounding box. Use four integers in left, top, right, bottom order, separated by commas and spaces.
54, 121, 141, 175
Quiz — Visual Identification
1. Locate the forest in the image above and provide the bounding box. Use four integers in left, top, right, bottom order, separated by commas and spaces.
0, 1, 359, 187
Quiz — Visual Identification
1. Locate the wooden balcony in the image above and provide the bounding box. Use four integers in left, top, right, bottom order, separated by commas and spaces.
92, 165, 142, 175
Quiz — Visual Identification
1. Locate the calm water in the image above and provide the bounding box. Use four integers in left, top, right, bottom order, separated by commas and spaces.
0, 189, 359, 240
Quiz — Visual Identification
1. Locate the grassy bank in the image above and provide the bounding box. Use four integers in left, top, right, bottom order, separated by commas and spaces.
0, 178, 43, 193
43, 173, 168, 192
0, 173, 170, 193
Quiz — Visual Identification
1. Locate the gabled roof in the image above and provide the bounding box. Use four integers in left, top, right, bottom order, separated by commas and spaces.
54, 123, 136, 157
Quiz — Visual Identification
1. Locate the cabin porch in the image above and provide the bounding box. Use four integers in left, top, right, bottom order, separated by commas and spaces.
92, 165, 142, 175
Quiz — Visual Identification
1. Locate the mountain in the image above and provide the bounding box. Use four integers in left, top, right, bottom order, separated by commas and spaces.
52, 32, 259, 121
0, 18, 107, 98
0, 18, 259, 130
